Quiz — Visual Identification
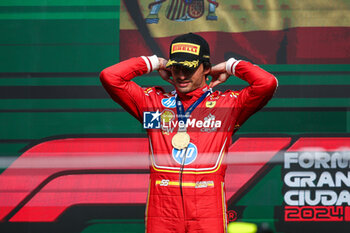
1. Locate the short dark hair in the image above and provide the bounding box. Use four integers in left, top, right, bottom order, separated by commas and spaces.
203, 61, 211, 78
203, 61, 211, 70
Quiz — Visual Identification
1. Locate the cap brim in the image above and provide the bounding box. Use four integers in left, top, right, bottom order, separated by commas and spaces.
166, 59, 200, 69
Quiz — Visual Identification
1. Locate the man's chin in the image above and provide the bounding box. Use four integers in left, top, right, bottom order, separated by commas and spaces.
176, 86, 192, 93
175, 84, 193, 93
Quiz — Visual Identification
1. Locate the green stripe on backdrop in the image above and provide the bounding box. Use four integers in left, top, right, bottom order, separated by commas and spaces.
81, 220, 144, 233
134, 73, 350, 86
0, 2, 119, 19
0, 78, 101, 86
0, 12, 118, 20
2, 73, 350, 86
270, 74, 350, 85
0, 112, 144, 139
0, 98, 349, 110
267, 98, 350, 107
0, 3, 120, 71
240, 110, 347, 134
0, 111, 347, 140
262, 64, 350, 72
0, 20, 118, 44
0, 17, 119, 71
0, 44, 117, 72
0, 143, 28, 156
0, 99, 119, 110
0, 0, 118, 7
0, 6, 118, 13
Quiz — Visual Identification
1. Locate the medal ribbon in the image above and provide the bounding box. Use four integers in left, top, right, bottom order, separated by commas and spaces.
175, 90, 211, 131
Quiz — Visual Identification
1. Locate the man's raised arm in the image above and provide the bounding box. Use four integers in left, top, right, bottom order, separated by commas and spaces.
99, 56, 160, 121
226, 58, 278, 126
210, 58, 278, 128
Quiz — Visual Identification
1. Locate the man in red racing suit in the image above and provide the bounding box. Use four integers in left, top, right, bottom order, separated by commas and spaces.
100, 33, 277, 233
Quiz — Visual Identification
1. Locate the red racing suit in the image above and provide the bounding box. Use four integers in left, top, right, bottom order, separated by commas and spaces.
100, 55, 278, 233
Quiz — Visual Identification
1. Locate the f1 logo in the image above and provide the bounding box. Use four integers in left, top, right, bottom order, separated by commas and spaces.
143, 111, 161, 129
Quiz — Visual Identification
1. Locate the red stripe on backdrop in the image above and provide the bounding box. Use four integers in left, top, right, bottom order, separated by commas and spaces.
1, 137, 291, 222
0, 138, 149, 221
10, 174, 148, 222
2, 137, 350, 222
287, 27, 350, 64
120, 27, 350, 64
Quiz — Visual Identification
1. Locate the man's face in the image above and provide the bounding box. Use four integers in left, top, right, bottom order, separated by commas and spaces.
170, 64, 209, 93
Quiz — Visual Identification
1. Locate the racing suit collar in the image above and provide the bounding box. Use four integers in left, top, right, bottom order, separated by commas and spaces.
175, 84, 211, 110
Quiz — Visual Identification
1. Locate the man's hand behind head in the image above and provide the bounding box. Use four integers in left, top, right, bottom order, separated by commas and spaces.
209, 62, 230, 88
158, 57, 174, 85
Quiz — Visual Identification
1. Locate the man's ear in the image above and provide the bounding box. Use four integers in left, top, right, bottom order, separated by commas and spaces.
203, 65, 211, 75
204, 66, 211, 82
